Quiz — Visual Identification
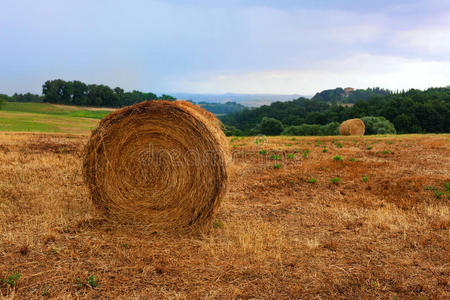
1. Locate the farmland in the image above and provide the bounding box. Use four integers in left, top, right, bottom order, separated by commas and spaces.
0, 131, 448, 298
0, 102, 111, 134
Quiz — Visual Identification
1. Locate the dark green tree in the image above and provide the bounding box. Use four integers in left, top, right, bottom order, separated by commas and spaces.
260, 117, 283, 135
159, 94, 176, 101
393, 113, 414, 133
361, 116, 396, 134
0, 94, 12, 103
12, 93, 42, 102
71, 81, 88, 105
223, 125, 242, 136
42, 79, 66, 103
86, 84, 118, 107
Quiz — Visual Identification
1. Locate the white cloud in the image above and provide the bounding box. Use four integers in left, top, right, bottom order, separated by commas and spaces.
172, 54, 450, 94
391, 27, 450, 55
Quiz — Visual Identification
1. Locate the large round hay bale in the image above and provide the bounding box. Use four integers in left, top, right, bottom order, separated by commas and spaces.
83, 100, 229, 232
339, 118, 365, 136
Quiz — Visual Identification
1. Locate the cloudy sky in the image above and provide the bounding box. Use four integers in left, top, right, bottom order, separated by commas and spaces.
1, 0, 449, 95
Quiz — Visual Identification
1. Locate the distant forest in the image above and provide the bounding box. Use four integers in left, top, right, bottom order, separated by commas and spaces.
0, 79, 245, 115
221, 87, 450, 135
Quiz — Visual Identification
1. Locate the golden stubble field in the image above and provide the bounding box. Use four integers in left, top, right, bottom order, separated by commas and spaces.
0, 132, 449, 299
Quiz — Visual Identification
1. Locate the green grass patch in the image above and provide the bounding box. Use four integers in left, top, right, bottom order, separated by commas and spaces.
0, 102, 107, 134
330, 177, 341, 184
302, 149, 310, 158
2, 102, 110, 119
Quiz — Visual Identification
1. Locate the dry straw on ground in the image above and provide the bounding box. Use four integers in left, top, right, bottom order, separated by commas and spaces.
83, 100, 229, 232
339, 118, 365, 136
1, 133, 449, 298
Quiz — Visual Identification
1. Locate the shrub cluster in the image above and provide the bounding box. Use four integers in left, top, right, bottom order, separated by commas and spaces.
281, 122, 340, 136
361, 116, 396, 134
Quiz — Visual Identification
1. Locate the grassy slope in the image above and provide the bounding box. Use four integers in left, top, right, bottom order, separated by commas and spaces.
0, 102, 111, 134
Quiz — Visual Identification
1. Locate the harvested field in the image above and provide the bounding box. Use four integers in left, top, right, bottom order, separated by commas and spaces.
0, 132, 449, 299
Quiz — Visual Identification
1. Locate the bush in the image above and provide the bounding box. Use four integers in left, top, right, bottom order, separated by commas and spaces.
260, 117, 284, 135
281, 124, 321, 136
361, 116, 396, 135
321, 121, 340, 135
282, 121, 339, 136
222, 124, 242, 136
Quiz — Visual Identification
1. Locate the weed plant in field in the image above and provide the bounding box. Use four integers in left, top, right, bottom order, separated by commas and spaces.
302, 149, 310, 158
331, 177, 341, 184
308, 178, 317, 183
1, 273, 21, 288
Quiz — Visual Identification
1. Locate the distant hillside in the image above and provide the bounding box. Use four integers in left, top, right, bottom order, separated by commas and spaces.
171, 93, 307, 106
312, 87, 391, 104
197, 101, 246, 115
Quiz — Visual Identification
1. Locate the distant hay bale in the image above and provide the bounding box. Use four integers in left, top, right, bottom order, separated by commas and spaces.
339, 118, 365, 136
83, 100, 229, 232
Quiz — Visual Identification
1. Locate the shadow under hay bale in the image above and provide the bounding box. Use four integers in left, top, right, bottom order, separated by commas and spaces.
339, 118, 365, 136
83, 100, 230, 233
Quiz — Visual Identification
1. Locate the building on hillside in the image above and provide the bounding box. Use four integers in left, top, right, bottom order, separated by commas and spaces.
344, 87, 354, 96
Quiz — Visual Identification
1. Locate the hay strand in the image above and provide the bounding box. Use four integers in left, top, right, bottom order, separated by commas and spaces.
339, 118, 365, 136
83, 100, 229, 232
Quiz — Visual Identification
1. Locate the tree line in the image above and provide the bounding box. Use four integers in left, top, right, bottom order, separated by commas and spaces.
0, 79, 176, 107
42, 79, 176, 107
221, 87, 450, 135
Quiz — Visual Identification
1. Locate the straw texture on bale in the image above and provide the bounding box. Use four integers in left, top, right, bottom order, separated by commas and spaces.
339, 118, 365, 136
83, 100, 229, 232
